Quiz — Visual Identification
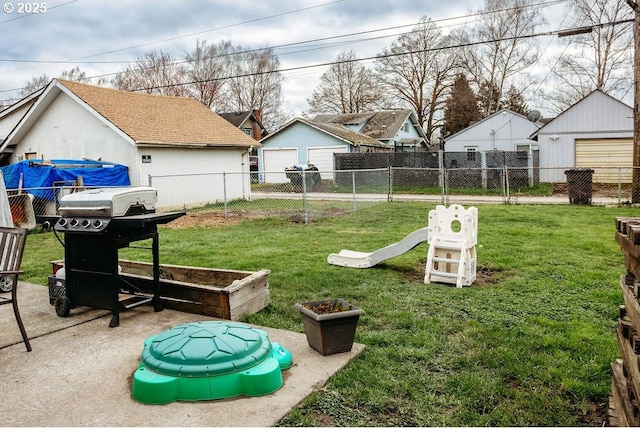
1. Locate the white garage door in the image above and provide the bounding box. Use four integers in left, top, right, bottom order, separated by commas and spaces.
575, 138, 632, 183
263, 148, 298, 183
308, 146, 347, 179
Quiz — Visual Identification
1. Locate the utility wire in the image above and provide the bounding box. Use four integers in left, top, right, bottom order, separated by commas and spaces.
0, 0, 611, 103
127, 19, 634, 93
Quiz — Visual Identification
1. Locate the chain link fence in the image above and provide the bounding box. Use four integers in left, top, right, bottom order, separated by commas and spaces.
4, 165, 636, 228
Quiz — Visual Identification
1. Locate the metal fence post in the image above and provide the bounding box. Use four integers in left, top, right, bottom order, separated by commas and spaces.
502, 165, 510, 203
388, 166, 393, 202
223, 172, 228, 218
442, 168, 447, 205
302, 168, 308, 224
481, 152, 487, 190
618, 167, 622, 206
352, 171, 357, 213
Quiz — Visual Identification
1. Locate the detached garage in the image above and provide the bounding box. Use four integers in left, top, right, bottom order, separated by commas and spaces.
531, 90, 633, 183
257, 117, 391, 183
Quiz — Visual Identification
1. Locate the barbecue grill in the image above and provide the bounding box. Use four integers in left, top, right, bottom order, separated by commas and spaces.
50, 187, 184, 327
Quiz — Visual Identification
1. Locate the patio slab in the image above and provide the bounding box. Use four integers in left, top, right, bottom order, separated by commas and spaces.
0, 282, 364, 427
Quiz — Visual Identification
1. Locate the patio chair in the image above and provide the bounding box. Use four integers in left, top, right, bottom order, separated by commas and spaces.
0, 227, 32, 351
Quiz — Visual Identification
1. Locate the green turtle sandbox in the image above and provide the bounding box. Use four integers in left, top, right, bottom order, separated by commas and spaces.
132, 321, 293, 404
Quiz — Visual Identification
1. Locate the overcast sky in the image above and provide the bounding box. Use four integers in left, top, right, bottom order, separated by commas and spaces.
0, 0, 576, 116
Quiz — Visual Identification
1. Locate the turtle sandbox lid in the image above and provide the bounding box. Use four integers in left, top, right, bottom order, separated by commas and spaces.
132, 321, 293, 404
50, 260, 270, 320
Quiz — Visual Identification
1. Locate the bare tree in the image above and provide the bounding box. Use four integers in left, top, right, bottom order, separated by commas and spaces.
548, 0, 633, 113
18, 66, 94, 97
375, 16, 455, 142
185, 39, 233, 108
113, 50, 189, 97
456, 0, 543, 117
18, 75, 50, 97
223, 46, 285, 131
306, 49, 383, 115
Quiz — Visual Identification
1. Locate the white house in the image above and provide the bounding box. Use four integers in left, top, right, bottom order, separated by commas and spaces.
258, 117, 391, 183
0, 88, 43, 143
0, 79, 260, 209
313, 110, 428, 151
530, 90, 633, 183
444, 108, 541, 156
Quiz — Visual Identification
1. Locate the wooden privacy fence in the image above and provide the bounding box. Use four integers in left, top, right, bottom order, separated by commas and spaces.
611, 217, 640, 425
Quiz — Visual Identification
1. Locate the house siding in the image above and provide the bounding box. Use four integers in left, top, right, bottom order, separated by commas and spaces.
0, 103, 32, 141
445, 111, 539, 153
9, 92, 251, 209
141, 147, 250, 209
12, 94, 139, 177
258, 121, 351, 183
535, 91, 633, 182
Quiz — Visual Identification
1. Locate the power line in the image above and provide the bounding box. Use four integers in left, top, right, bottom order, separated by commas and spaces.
127, 19, 633, 94
0, 0, 607, 104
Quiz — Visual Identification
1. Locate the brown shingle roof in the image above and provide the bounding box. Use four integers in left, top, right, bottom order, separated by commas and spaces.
303, 119, 389, 148
57, 79, 259, 148
313, 110, 420, 141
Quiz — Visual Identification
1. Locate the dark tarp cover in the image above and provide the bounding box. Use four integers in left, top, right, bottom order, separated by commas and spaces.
1, 159, 130, 200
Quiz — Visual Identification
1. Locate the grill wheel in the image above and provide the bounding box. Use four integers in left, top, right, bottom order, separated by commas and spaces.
55, 296, 71, 317
0, 275, 12, 293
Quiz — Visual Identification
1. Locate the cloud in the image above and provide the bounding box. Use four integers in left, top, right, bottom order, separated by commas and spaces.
0, 0, 569, 114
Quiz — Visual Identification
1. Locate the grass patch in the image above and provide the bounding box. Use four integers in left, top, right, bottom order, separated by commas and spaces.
20, 202, 635, 426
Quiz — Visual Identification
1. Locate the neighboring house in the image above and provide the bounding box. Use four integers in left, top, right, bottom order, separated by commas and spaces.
258, 117, 391, 183
313, 110, 428, 151
0, 79, 260, 209
444, 108, 542, 159
530, 90, 633, 183
218, 110, 267, 141
0, 88, 44, 147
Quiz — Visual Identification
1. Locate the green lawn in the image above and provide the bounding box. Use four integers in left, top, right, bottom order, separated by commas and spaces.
19, 202, 638, 426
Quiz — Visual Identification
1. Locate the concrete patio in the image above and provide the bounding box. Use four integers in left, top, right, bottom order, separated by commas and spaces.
0, 282, 365, 427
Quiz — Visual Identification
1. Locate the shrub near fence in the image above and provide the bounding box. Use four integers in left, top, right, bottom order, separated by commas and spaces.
4, 165, 636, 227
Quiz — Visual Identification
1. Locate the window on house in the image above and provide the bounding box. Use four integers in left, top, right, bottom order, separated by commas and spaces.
402, 123, 409, 133
242, 128, 253, 138
515, 144, 539, 159
465, 147, 477, 161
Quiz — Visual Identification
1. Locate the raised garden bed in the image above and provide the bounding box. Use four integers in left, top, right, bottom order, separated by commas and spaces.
50, 259, 270, 320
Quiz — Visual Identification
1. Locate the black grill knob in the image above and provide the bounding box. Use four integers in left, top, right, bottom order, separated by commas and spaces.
70, 219, 79, 227
81, 219, 91, 228
93, 219, 103, 228
58, 218, 68, 227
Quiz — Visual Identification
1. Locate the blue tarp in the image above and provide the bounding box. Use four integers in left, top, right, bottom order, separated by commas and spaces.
1, 159, 130, 200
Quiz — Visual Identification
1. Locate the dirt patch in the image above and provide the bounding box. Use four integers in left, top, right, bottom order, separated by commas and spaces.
161, 206, 352, 229
160, 210, 244, 229
474, 266, 507, 286
405, 264, 507, 286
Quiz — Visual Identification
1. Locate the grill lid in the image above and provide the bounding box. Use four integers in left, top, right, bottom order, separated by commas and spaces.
59, 187, 157, 218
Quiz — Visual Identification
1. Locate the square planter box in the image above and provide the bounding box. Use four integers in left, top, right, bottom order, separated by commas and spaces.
294, 298, 364, 356
50, 259, 270, 320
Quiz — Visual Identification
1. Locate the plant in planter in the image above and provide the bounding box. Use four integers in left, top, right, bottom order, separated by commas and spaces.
294, 298, 364, 356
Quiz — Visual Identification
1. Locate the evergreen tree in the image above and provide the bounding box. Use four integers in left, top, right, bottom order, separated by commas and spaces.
477, 80, 501, 117
443, 74, 480, 136
503, 85, 529, 115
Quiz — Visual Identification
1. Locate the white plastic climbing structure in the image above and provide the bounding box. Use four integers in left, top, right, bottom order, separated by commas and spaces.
424, 204, 478, 288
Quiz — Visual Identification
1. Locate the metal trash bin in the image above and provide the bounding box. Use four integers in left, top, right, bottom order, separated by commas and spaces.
285, 164, 321, 192
564, 168, 594, 205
